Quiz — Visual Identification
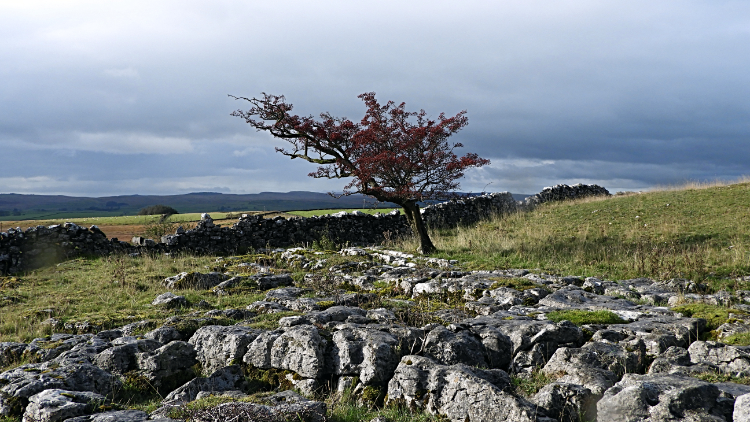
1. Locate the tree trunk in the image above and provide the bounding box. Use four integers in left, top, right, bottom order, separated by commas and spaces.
402, 200, 435, 254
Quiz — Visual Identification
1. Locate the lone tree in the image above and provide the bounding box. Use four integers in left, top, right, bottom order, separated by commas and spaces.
230, 92, 489, 254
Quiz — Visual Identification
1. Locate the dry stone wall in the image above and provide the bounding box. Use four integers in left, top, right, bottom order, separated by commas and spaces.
0, 184, 609, 275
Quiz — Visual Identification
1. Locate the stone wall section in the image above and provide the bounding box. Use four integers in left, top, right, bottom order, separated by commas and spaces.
0, 184, 609, 275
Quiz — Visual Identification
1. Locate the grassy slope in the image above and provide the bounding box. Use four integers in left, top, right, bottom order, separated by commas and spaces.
395, 181, 750, 286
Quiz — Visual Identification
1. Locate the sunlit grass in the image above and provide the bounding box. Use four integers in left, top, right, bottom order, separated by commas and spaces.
393, 181, 750, 287
0, 252, 267, 343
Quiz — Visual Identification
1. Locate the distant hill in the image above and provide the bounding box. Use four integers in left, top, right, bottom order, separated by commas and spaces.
0, 191, 531, 221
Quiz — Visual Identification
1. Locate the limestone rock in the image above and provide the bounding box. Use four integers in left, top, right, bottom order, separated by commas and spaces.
689, 341, 750, 377
597, 373, 727, 422
163, 272, 229, 290
143, 326, 183, 344
135, 341, 198, 394
188, 325, 262, 374
22, 389, 105, 422
0, 360, 119, 417
422, 325, 487, 368
542, 341, 647, 400
532, 382, 597, 422
0, 342, 28, 367
94, 338, 161, 375
538, 285, 637, 311
254, 273, 294, 290
164, 365, 246, 403
386, 355, 549, 422
23, 334, 96, 364
187, 395, 326, 422
243, 325, 327, 379
151, 292, 187, 308
735, 393, 750, 422
328, 327, 401, 386
307, 306, 367, 325
64, 410, 168, 422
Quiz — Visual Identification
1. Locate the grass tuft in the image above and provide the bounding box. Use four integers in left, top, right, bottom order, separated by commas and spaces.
546, 309, 625, 326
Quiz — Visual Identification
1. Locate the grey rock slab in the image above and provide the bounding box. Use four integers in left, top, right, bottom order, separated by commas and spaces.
386, 355, 550, 422
188, 325, 262, 374
0, 342, 27, 367
64, 410, 154, 422
598, 316, 705, 357
22, 389, 105, 422
422, 325, 488, 368
689, 341, 750, 377
151, 292, 187, 308
648, 346, 694, 374
307, 306, 366, 325
474, 326, 513, 371
328, 327, 401, 386
186, 399, 327, 422
93, 339, 160, 375
243, 325, 327, 379
164, 365, 246, 403
195, 389, 248, 400
264, 287, 306, 303
470, 317, 584, 359
542, 341, 647, 399
246, 300, 290, 313
366, 308, 395, 323
254, 273, 294, 290
735, 393, 750, 422
143, 326, 183, 344
162, 272, 229, 290
538, 285, 637, 311
0, 361, 119, 417
532, 382, 597, 422
485, 287, 525, 309
597, 373, 727, 422
23, 334, 95, 364
135, 340, 198, 394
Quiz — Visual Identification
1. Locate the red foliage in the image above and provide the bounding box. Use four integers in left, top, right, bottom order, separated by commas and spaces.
230, 92, 489, 206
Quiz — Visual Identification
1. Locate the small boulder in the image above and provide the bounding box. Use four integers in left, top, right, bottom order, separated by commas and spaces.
597, 373, 726, 422
188, 325, 262, 375
151, 292, 187, 308
243, 325, 327, 379
135, 341, 198, 394
164, 365, 246, 403
23, 389, 105, 422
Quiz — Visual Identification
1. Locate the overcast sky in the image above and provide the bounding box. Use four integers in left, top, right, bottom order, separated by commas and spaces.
1, 1, 748, 197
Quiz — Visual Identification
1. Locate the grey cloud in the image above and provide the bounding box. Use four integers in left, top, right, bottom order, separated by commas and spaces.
1, 1, 749, 196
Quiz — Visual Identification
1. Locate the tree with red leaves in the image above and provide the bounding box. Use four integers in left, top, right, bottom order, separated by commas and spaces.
230, 92, 489, 254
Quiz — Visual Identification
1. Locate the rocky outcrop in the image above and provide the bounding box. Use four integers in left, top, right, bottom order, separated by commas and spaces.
9, 242, 750, 421
188, 325, 262, 375
243, 325, 327, 379
22, 389, 106, 422
0, 360, 119, 417
163, 365, 246, 403
386, 355, 550, 422
597, 373, 729, 422
134, 341, 198, 394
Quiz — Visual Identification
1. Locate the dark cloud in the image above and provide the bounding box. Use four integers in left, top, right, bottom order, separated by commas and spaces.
1, 1, 749, 196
